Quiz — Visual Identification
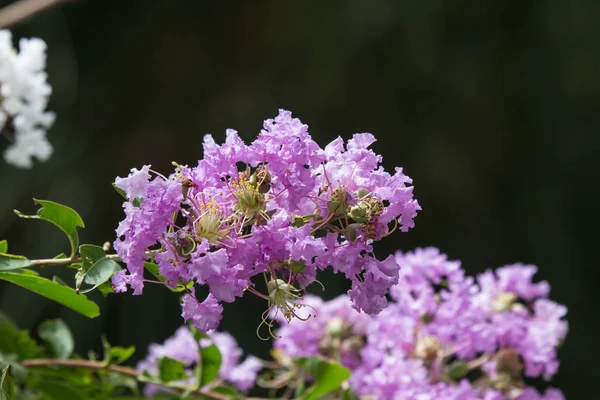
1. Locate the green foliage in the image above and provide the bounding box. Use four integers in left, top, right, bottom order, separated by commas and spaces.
102, 336, 135, 365
0, 254, 33, 272
0, 241, 7, 254
1, 366, 15, 400
444, 360, 469, 381
81, 258, 121, 294
38, 320, 74, 359
191, 329, 222, 388
0, 312, 39, 360
0, 272, 100, 318
34, 380, 89, 400
14, 199, 85, 258
157, 357, 189, 383
77, 244, 121, 294
296, 356, 351, 400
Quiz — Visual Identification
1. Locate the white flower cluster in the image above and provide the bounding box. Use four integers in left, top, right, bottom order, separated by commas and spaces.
0, 30, 54, 168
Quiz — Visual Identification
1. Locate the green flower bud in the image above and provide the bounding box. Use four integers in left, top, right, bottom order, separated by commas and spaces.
327, 186, 348, 215
445, 360, 469, 381
348, 203, 368, 223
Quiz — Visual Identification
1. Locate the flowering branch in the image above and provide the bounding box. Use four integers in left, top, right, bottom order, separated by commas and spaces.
0, 0, 73, 28
30, 253, 122, 266
21, 358, 269, 400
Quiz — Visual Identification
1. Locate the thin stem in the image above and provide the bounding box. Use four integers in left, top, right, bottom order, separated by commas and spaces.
21, 358, 270, 400
30, 253, 122, 266
0, 0, 73, 27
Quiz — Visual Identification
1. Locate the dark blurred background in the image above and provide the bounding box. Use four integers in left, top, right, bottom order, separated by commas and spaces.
0, 0, 598, 397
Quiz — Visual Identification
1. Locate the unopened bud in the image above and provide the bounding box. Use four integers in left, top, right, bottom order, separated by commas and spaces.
327, 187, 348, 215
348, 203, 368, 223
496, 348, 523, 379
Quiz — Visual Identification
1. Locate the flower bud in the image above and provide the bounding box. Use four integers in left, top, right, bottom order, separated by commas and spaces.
348, 203, 368, 223
495, 348, 523, 379
327, 186, 348, 215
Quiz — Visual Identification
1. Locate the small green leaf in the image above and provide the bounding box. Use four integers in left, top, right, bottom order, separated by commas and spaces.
38, 319, 74, 359
101, 335, 135, 365
212, 385, 241, 398
109, 346, 136, 365
75, 268, 86, 291
199, 341, 221, 386
300, 357, 351, 400
0, 312, 39, 360
445, 360, 469, 381
0, 240, 7, 254
14, 199, 85, 258
1, 366, 15, 400
0, 272, 100, 318
0, 254, 33, 272
98, 282, 115, 297
79, 258, 121, 294
79, 245, 106, 270
342, 388, 360, 400
34, 380, 89, 400
112, 183, 128, 200
191, 329, 222, 387
157, 357, 189, 383
32, 367, 93, 386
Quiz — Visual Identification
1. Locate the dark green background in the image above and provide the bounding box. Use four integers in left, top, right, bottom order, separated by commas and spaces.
1, 1, 597, 398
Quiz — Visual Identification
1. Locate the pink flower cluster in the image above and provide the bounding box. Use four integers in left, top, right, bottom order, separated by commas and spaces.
112, 110, 420, 331
137, 327, 261, 395
274, 248, 568, 400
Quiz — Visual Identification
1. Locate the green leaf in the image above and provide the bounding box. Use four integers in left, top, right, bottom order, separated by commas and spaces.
191, 329, 222, 387
199, 342, 221, 386
101, 335, 135, 365
79, 245, 106, 270
1, 366, 14, 400
0, 241, 7, 254
79, 258, 121, 294
0, 272, 100, 318
212, 385, 241, 398
157, 357, 189, 383
112, 183, 128, 200
98, 282, 115, 297
300, 357, 351, 400
34, 380, 89, 400
0, 254, 33, 272
14, 199, 85, 258
342, 388, 360, 400
109, 346, 136, 365
32, 367, 93, 386
445, 360, 469, 381
0, 312, 39, 360
38, 319, 74, 359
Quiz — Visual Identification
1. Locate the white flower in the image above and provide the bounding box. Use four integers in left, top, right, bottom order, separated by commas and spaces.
0, 30, 55, 169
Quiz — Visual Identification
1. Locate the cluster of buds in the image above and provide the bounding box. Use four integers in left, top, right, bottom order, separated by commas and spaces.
112, 110, 420, 333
